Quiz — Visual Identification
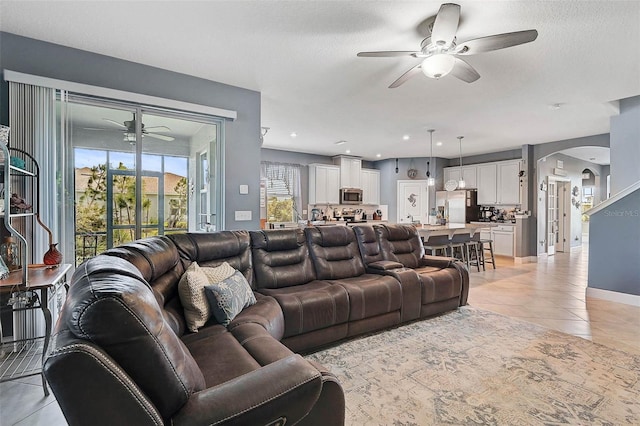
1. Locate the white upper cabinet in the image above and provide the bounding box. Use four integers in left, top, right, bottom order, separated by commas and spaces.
477, 164, 498, 204
333, 156, 362, 188
361, 169, 380, 205
446, 159, 521, 205
443, 166, 478, 189
309, 164, 340, 205
497, 160, 521, 204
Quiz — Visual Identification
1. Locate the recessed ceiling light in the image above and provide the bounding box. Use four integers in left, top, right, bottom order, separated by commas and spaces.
376, 153, 381, 158
589, 157, 596, 161
403, 135, 410, 140
345, 149, 351, 154
436, 141, 443, 146
290, 132, 297, 138
549, 103, 562, 110
335, 140, 347, 145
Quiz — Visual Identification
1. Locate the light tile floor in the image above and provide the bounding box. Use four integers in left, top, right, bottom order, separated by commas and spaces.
1, 241, 638, 425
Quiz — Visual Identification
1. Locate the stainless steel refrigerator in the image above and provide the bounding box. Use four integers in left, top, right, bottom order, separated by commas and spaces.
435, 189, 479, 224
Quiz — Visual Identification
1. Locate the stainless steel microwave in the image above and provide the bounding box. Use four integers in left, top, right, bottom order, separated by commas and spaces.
340, 188, 363, 204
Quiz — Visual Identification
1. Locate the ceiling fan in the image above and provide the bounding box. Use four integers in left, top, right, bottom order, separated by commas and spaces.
357, 3, 538, 87
99, 113, 175, 142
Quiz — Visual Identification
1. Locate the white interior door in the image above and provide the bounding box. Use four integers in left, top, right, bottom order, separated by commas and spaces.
397, 180, 429, 224
556, 181, 568, 252
547, 179, 557, 255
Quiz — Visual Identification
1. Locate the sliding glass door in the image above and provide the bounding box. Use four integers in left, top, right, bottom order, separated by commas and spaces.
62, 96, 222, 265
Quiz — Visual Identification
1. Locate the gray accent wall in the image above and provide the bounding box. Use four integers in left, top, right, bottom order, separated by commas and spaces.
610, 96, 640, 194
587, 188, 640, 296
375, 157, 446, 223
587, 95, 640, 297
0, 31, 261, 230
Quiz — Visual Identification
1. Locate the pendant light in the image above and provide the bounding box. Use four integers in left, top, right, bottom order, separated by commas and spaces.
426, 129, 435, 186
457, 136, 465, 189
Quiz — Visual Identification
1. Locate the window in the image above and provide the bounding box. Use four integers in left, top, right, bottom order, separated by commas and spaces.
261, 162, 302, 224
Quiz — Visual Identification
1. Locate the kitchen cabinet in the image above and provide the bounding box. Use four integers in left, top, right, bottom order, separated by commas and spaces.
333, 156, 361, 188
444, 166, 477, 189
474, 160, 521, 205
477, 164, 498, 204
497, 160, 521, 204
491, 224, 516, 257
308, 164, 340, 204
361, 168, 380, 205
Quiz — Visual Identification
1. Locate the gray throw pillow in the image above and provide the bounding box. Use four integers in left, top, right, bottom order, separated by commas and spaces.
204, 270, 257, 326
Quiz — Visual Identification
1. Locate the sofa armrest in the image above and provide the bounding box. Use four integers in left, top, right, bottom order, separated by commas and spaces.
419, 255, 454, 269
367, 260, 404, 271
173, 355, 324, 426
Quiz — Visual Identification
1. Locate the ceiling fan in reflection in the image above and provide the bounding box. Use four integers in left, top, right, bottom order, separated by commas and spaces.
87, 113, 175, 143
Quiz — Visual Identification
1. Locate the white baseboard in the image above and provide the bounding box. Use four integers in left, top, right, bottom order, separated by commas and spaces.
570, 245, 582, 252
587, 287, 640, 307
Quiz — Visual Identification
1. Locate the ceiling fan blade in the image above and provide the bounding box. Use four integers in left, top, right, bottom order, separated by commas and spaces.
357, 51, 420, 57
450, 57, 480, 83
455, 29, 538, 55
389, 63, 422, 88
431, 3, 460, 47
144, 125, 172, 132
146, 133, 175, 142
102, 118, 127, 128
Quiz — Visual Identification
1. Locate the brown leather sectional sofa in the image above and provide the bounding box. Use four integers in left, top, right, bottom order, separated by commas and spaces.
44, 224, 468, 426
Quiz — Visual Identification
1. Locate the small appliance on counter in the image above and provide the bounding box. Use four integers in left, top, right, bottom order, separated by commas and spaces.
478, 206, 495, 222
372, 209, 383, 220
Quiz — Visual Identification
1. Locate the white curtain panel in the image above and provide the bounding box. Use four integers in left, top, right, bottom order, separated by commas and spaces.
261, 161, 302, 221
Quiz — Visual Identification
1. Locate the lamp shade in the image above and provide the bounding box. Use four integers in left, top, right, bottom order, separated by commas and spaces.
421, 54, 455, 79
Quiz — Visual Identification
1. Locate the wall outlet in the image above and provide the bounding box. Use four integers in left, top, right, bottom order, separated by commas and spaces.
235, 210, 252, 221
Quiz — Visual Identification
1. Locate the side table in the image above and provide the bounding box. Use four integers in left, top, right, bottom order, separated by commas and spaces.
0, 263, 72, 396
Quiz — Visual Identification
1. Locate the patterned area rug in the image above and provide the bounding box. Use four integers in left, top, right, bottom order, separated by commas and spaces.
305, 306, 640, 425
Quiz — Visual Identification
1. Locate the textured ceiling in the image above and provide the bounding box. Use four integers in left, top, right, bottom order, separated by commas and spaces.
1, 1, 638, 162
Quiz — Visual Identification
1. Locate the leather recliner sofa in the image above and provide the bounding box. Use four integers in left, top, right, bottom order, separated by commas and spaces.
44, 224, 468, 425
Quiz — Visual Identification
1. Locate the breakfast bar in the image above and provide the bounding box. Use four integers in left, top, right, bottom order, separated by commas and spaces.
417, 223, 498, 271
417, 223, 494, 241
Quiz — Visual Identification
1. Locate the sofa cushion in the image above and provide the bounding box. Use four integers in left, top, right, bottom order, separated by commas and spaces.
375, 224, 424, 269
182, 325, 261, 388
169, 231, 254, 286
259, 281, 350, 338
305, 226, 366, 280
204, 270, 257, 326
415, 266, 463, 304
331, 274, 402, 321
250, 229, 316, 289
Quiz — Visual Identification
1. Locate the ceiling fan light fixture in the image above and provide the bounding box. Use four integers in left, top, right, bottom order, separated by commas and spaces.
124, 132, 136, 144
421, 54, 455, 79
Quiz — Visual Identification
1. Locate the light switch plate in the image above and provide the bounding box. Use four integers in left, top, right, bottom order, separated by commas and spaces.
239, 184, 249, 195
235, 210, 252, 221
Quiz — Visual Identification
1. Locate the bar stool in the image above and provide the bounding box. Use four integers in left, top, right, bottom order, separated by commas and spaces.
423, 243, 451, 257
479, 239, 496, 270
465, 240, 482, 272
448, 242, 466, 263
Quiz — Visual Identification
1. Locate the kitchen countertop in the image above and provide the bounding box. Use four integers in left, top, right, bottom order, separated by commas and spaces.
416, 223, 490, 240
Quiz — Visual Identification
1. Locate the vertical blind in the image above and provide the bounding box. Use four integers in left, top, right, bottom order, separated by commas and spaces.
8, 82, 59, 264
